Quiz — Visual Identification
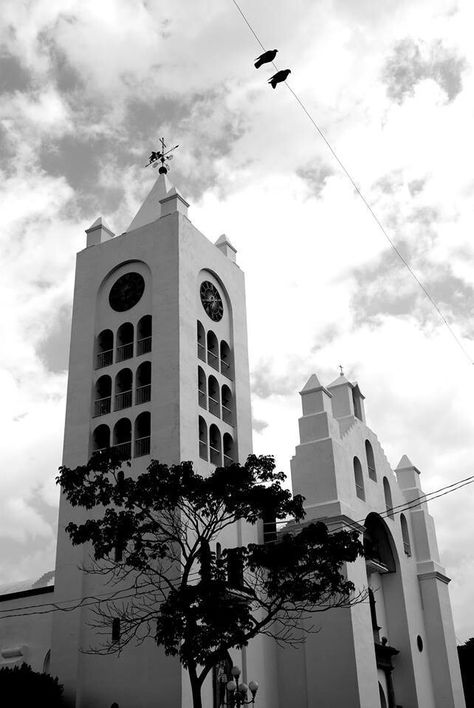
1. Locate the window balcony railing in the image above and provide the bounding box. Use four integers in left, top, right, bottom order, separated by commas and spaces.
222, 404, 233, 425
198, 388, 207, 409
209, 445, 222, 466
94, 396, 111, 417
208, 395, 220, 417
137, 337, 152, 356
197, 342, 206, 362
207, 349, 219, 371
199, 439, 208, 461
134, 436, 151, 457
96, 349, 113, 369
115, 390, 133, 411
116, 342, 133, 363
220, 359, 232, 379
135, 384, 151, 405
112, 442, 131, 460
224, 454, 233, 467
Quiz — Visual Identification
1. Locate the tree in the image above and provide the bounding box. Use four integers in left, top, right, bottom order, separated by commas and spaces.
57, 452, 364, 708
458, 638, 474, 707
0, 663, 64, 707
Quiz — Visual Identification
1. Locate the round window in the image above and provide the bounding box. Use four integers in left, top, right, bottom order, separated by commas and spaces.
109, 273, 145, 312
417, 635, 423, 652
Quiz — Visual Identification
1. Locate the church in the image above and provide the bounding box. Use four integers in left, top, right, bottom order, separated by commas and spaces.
0, 167, 465, 708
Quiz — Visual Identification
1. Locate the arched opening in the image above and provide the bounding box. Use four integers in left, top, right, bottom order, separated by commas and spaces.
137, 315, 152, 355
363, 513, 396, 573
116, 322, 134, 362
96, 329, 114, 369
209, 424, 222, 466
112, 618, 121, 643
354, 456, 365, 500
220, 340, 232, 379
115, 368, 133, 411
223, 432, 235, 467
199, 416, 208, 461
94, 375, 112, 417
197, 321, 206, 362
113, 418, 132, 459
207, 330, 219, 371
198, 367, 207, 409
221, 385, 233, 425
383, 477, 394, 518
208, 375, 220, 417
92, 424, 110, 452
134, 411, 151, 457
136, 361, 151, 405
365, 440, 376, 481
400, 513, 411, 556
368, 588, 380, 642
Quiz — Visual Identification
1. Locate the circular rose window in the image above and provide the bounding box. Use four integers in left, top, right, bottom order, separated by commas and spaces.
109, 272, 145, 312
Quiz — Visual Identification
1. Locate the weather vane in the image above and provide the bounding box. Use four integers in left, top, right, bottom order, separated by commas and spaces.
338, 364, 344, 376
145, 137, 179, 174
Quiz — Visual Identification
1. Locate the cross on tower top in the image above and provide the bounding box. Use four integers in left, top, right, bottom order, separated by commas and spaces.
145, 137, 179, 174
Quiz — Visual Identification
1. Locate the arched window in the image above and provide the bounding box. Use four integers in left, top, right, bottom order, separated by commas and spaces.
197, 321, 206, 362
368, 588, 380, 642
207, 331, 219, 371
199, 416, 208, 461
198, 367, 207, 409
221, 385, 233, 425
94, 375, 112, 417
137, 315, 152, 355
383, 477, 393, 518
208, 375, 220, 417
113, 418, 131, 459
136, 361, 151, 405
116, 322, 134, 362
400, 513, 411, 556
220, 340, 232, 379
354, 456, 365, 500
365, 440, 376, 481
92, 424, 110, 452
115, 368, 133, 411
96, 329, 113, 369
134, 411, 151, 457
223, 433, 235, 467
209, 424, 222, 466
112, 618, 121, 643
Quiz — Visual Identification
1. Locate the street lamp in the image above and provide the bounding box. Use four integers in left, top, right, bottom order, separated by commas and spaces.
220, 666, 259, 707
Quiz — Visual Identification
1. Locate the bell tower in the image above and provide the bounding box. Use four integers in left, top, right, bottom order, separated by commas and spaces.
50, 167, 255, 707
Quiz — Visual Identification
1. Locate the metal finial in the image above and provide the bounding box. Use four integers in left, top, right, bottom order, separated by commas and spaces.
145, 137, 179, 173
338, 364, 344, 377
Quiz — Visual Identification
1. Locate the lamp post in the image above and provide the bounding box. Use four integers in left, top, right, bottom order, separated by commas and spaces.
220, 666, 258, 707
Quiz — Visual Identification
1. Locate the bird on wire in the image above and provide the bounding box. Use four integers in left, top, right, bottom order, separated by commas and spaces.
268, 69, 291, 88
254, 49, 278, 68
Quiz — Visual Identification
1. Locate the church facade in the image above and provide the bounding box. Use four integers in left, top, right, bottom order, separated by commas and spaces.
0, 173, 465, 708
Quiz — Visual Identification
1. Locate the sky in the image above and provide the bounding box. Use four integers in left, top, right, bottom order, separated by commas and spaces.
0, 0, 473, 641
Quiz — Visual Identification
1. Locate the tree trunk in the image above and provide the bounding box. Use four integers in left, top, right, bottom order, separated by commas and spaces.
188, 665, 203, 708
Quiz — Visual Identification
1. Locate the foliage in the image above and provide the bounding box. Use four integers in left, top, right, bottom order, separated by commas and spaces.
57, 452, 364, 708
0, 663, 64, 707
458, 638, 474, 707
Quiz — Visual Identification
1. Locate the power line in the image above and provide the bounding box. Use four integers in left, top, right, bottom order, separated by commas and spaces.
230, 0, 473, 366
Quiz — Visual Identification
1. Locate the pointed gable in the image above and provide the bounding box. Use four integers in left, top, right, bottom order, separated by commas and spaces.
127, 173, 173, 232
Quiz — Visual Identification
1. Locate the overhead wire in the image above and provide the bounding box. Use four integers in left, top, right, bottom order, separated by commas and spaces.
230, 0, 473, 366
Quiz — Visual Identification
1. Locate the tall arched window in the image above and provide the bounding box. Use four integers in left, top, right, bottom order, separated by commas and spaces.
198, 367, 207, 409
383, 477, 393, 518
209, 424, 222, 466
115, 368, 133, 411
136, 361, 151, 404
400, 514, 411, 556
365, 440, 376, 481
354, 456, 365, 500
207, 331, 219, 371
223, 433, 235, 467
116, 322, 134, 362
221, 385, 233, 425
113, 418, 131, 459
199, 416, 208, 461
134, 411, 151, 457
96, 329, 113, 369
208, 375, 220, 417
94, 375, 112, 417
220, 340, 232, 379
197, 321, 206, 362
137, 315, 152, 355
112, 618, 121, 643
92, 424, 110, 452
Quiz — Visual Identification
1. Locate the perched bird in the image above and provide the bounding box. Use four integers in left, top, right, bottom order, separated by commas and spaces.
254, 49, 278, 69
268, 69, 291, 89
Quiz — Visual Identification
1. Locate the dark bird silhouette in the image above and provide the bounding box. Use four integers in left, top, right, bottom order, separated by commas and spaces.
254, 49, 278, 68
268, 69, 291, 89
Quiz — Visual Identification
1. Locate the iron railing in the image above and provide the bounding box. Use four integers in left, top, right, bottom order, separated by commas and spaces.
207, 349, 219, 371
113, 442, 131, 459
115, 390, 133, 411
96, 349, 113, 369
222, 403, 233, 425
135, 384, 151, 405
135, 436, 151, 457
208, 395, 220, 417
116, 342, 133, 362
137, 337, 152, 356
199, 440, 208, 460
93, 397, 111, 417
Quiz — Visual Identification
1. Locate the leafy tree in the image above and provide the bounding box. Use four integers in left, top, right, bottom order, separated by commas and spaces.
0, 663, 64, 707
458, 638, 474, 707
57, 453, 364, 708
